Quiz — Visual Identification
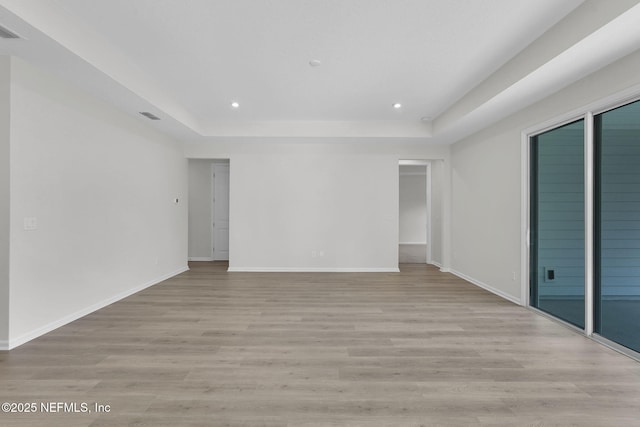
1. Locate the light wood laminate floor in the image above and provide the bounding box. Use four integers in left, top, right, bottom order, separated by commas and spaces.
2, 262, 640, 426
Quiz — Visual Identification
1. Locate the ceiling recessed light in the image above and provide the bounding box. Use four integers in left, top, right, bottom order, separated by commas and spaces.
421, 116, 432, 121
393, 103, 402, 109
231, 102, 240, 108
309, 59, 321, 67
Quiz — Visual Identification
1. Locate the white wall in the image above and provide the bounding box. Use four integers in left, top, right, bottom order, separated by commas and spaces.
188, 160, 213, 260
0, 57, 10, 346
231, 151, 398, 271
450, 47, 640, 303
399, 167, 427, 243
6, 57, 188, 348
185, 140, 450, 272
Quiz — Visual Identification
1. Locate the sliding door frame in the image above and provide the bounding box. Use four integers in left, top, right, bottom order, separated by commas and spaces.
584, 112, 595, 336
521, 85, 640, 358
523, 115, 588, 332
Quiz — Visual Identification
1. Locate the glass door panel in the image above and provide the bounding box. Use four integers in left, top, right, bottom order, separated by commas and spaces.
531, 120, 585, 328
595, 99, 640, 352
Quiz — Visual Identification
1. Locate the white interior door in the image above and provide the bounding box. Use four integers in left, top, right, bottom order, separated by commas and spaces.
213, 163, 230, 261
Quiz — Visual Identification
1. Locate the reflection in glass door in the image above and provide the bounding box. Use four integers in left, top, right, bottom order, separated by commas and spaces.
530, 120, 585, 328
595, 99, 640, 353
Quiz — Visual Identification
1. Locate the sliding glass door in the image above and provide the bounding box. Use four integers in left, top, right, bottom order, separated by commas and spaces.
529, 98, 640, 355
595, 99, 640, 353
530, 120, 585, 328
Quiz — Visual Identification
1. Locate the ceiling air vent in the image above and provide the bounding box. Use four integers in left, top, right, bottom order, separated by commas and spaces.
139, 112, 160, 120
0, 24, 20, 39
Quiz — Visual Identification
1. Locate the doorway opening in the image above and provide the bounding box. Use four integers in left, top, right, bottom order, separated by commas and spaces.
187, 159, 230, 263
399, 160, 431, 265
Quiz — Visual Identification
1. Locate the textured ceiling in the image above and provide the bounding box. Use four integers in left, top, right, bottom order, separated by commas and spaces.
2, 0, 639, 141
50, 0, 582, 122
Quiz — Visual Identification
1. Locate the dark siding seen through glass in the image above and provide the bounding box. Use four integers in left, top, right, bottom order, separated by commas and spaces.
531, 120, 585, 328
595, 99, 640, 353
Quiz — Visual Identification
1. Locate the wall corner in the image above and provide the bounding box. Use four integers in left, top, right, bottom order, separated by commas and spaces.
0, 56, 12, 347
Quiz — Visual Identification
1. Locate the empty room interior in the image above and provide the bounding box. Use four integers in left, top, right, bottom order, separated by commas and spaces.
2, 0, 640, 425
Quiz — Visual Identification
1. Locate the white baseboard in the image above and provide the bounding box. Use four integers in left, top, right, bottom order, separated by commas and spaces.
0, 340, 8, 351
449, 269, 521, 305
188, 257, 214, 261
428, 260, 443, 269
227, 267, 400, 273
6, 265, 189, 350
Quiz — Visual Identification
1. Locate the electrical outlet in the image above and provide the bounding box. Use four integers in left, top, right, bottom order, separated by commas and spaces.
23, 217, 38, 231
311, 251, 317, 258
544, 267, 556, 282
